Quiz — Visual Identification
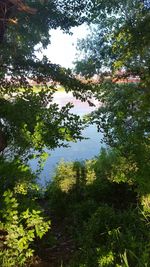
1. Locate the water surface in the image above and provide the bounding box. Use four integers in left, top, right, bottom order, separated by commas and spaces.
31, 92, 104, 184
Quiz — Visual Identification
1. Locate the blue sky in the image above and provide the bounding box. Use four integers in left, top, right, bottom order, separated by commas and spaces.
37, 24, 88, 69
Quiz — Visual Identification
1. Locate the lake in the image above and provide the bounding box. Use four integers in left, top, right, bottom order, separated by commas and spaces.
30, 91, 104, 184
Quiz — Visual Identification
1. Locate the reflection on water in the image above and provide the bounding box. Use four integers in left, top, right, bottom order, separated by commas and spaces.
30, 92, 104, 184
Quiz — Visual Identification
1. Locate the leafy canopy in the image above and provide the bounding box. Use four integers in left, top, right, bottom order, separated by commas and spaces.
74, 0, 150, 193
0, 0, 95, 161
75, 0, 150, 85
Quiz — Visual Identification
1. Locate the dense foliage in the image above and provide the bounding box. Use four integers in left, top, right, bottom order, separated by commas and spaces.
45, 152, 150, 266
0, 0, 150, 266
75, 0, 150, 83
75, 0, 150, 194
0, 1, 94, 265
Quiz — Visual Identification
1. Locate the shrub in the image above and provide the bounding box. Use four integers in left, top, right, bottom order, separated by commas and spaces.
75, 205, 150, 267
0, 190, 51, 267
0, 157, 36, 197
45, 181, 69, 217
94, 148, 137, 184
49, 159, 96, 193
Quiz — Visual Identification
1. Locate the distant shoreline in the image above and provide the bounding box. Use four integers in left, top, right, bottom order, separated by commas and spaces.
32, 85, 65, 93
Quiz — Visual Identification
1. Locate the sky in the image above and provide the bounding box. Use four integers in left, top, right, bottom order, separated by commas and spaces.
37, 24, 88, 69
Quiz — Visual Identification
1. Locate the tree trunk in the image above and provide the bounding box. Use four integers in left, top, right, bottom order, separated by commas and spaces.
9, 0, 37, 14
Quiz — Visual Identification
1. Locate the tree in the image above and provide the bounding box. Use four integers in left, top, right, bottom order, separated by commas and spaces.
0, 3, 95, 263
74, 0, 150, 192
0, 0, 96, 193
0, 0, 37, 43
75, 0, 150, 84
0, 0, 93, 65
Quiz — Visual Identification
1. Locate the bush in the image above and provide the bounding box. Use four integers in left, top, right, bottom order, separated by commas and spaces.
45, 159, 96, 217
49, 159, 96, 193
0, 190, 51, 267
44, 154, 149, 267
45, 181, 69, 218
75, 205, 150, 267
94, 148, 137, 184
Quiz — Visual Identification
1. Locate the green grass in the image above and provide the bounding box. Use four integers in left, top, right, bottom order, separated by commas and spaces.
32, 85, 65, 93
18, 85, 65, 93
